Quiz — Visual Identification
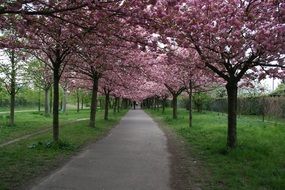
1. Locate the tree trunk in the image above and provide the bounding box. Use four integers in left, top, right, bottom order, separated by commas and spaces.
104, 92, 110, 120
89, 76, 99, 128
117, 97, 120, 112
9, 51, 16, 126
226, 82, 238, 148
9, 85, 15, 126
189, 80, 193, 127
156, 97, 160, 111
53, 66, 60, 142
60, 99, 63, 111
44, 87, 50, 116
77, 89, 80, 113
113, 98, 117, 113
162, 98, 166, 114
38, 88, 41, 112
50, 86, 53, 114
62, 88, 67, 113
133, 101, 136, 110
172, 94, 178, 119
81, 94, 84, 110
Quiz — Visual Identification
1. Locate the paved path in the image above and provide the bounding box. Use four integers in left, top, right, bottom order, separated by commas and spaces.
32, 110, 171, 190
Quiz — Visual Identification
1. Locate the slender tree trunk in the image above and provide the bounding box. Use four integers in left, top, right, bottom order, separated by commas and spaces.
89, 76, 99, 128
124, 99, 129, 109
38, 88, 41, 112
122, 98, 126, 109
60, 99, 63, 111
189, 80, 193, 127
9, 51, 16, 126
117, 97, 120, 112
10, 91, 15, 126
113, 98, 117, 113
53, 65, 60, 142
156, 97, 160, 111
226, 82, 238, 148
62, 88, 67, 113
77, 89, 80, 113
50, 86, 53, 114
101, 99, 104, 110
44, 87, 50, 116
104, 92, 110, 120
172, 94, 178, 119
109, 98, 112, 109
81, 94, 84, 110
162, 98, 166, 114
133, 101, 136, 110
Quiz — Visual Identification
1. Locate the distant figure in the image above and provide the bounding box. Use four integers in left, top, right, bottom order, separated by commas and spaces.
133, 101, 136, 110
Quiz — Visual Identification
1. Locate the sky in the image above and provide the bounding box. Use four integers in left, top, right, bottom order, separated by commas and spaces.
261, 77, 281, 92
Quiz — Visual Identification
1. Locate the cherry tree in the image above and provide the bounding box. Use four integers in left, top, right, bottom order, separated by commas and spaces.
99, 69, 129, 120
5, 1, 124, 139
176, 49, 220, 127
15, 15, 81, 141
152, 0, 285, 148
146, 51, 188, 119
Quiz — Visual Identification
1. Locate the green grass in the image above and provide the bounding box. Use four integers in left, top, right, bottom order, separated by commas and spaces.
0, 106, 39, 112
0, 109, 128, 190
0, 109, 94, 144
147, 108, 285, 190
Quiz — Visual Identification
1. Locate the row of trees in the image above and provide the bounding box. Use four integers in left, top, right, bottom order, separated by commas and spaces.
0, 0, 284, 148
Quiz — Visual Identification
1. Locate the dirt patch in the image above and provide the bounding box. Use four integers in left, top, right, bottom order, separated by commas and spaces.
152, 116, 211, 190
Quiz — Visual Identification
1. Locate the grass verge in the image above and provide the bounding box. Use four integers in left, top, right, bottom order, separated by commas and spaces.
0, 109, 95, 144
147, 108, 285, 190
0, 109, 128, 190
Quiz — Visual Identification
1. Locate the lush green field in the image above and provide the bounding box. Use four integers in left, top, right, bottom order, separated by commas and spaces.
147, 108, 285, 190
0, 109, 127, 190
0, 109, 92, 144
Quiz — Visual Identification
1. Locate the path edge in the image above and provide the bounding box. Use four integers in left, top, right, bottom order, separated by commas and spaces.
145, 110, 211, 190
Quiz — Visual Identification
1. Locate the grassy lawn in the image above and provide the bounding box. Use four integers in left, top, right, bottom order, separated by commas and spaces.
0, 109, 94, 144
0, 106, 39, 112
0, 109, 128, 190
147, 108, 285, 190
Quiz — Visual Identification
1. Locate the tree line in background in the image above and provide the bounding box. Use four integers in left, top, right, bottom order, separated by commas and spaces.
143, 84, 285, 123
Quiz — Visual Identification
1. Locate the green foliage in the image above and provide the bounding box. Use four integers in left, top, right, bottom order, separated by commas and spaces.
0, 84, 40, 108
28, 140, 75, 150
271, 83, 285, 96
68, 89, 91, 107
193, 92, 211, 112
148, 109, 285, 190
180, 92, 211, 112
